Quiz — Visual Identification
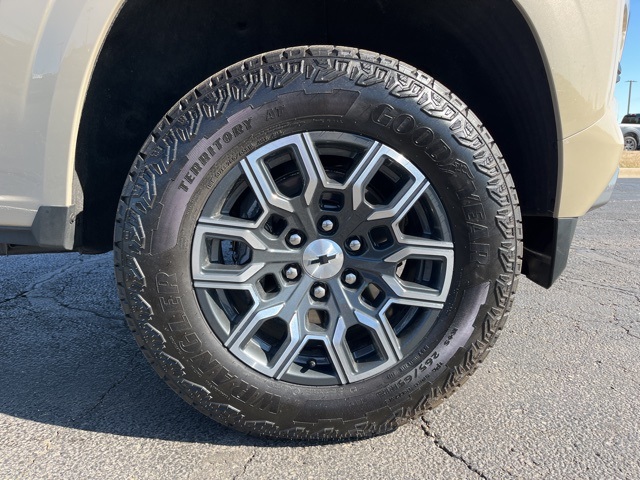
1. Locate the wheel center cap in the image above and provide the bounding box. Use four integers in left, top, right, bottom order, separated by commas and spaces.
303, 239, 344, 279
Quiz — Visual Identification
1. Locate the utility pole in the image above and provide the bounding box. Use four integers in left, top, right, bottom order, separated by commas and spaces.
626, 80, 636, 115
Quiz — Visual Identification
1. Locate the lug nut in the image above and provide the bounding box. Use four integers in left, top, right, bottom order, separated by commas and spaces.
321, 219, 334, 232
348, 238, 362, 251
313, 285, 327, 299
285, 266, 299, 280
288, 233, 302, 246
344, 272, 357, 285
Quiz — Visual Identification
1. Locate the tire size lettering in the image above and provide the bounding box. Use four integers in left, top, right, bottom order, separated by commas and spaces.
378, 350, 441, 398
443, 327, 459, 347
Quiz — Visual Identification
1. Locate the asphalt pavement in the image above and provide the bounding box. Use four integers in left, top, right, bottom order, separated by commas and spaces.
1, 180, 639, 480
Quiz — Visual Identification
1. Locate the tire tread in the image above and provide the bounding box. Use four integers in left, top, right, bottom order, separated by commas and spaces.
114, 45, 523, 440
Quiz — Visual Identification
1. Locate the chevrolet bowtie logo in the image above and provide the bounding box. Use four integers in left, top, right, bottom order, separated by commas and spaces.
309, 254, 337, 266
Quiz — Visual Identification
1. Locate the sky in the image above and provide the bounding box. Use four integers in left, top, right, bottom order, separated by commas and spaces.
615, 0, 640, 119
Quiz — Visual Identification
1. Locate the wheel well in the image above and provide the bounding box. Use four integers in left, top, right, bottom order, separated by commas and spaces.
76, 0, 558, 253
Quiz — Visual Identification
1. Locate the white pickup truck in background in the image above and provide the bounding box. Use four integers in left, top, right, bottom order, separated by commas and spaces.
621, 113, 640, 150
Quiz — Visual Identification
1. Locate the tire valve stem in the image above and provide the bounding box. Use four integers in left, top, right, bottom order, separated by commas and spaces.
307, 359, 317, 369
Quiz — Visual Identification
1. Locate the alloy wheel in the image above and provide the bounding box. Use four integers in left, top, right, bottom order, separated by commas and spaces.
191, 132, 454, 386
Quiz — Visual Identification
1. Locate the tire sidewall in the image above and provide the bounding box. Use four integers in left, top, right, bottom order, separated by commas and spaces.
117, 49, 519, 437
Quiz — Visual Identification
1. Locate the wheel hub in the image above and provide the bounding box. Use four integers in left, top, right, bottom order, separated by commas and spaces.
303, 239, 344, 279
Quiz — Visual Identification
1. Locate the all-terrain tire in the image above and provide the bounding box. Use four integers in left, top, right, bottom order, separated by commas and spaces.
114, 46, 522, 440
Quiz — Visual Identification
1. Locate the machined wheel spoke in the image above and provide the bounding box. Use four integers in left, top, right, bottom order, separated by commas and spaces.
296, 133, 325, 205
391, 182, 453, 246
270, 313, 305, 378
377, 240, 453, 305
376, 296, 442, 356
317, 337, 351, 385
353, 310, 402, 362
367, 158, 428, 222
331, 315, 398, 383
331, 316, 360, 383
198, 211, 264, 231
195, 219, 267, 249
349, 145, 392, 211
379, 273, 447, 306
274, 276, 315, 319
251, 276, 318, 321
244, 141, 327, 233
326, 285, 401, 378
242, 156, 296, 214
225, 303, 285, 351
344, 256, 398, 278
299, 132, 341, 190
337, 285, 418, 360
197, 213, 288, 255
246, 133, 326, 208
302, 132, 384, 195
384, 243, 454, 264
223, 274, 315, 351
193, 214, 297, 284
196, 263, 266, 284
191, 222, 268, 283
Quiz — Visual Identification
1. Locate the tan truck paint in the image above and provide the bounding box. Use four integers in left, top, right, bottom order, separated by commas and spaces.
0, 0, 627, 228
515, 0, 627, 217
0, 0, 122, 227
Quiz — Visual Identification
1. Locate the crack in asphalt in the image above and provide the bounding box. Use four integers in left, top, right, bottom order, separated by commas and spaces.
574, 250, 640, 274
612, 306, 640, 340
18, 430, 60, 477
18, 297, 130, 345
621, 325, 640, 340
0, 291, 27, 305
233, 450, 257, 479
2, 254, 128, 341
421, 418, 489, 480
0, 255, 89, 305
53, 298, 123, 323
558, 277, 640, 303
573, 323, 591, 335
71, 353, 140, 426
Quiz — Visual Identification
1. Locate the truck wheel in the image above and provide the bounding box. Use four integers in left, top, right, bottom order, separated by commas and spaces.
114, 46, 522, 440
624, 134, 638, 151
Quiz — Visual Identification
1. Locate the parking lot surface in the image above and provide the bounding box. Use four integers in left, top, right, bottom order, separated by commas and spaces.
1, 180, 638, 479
